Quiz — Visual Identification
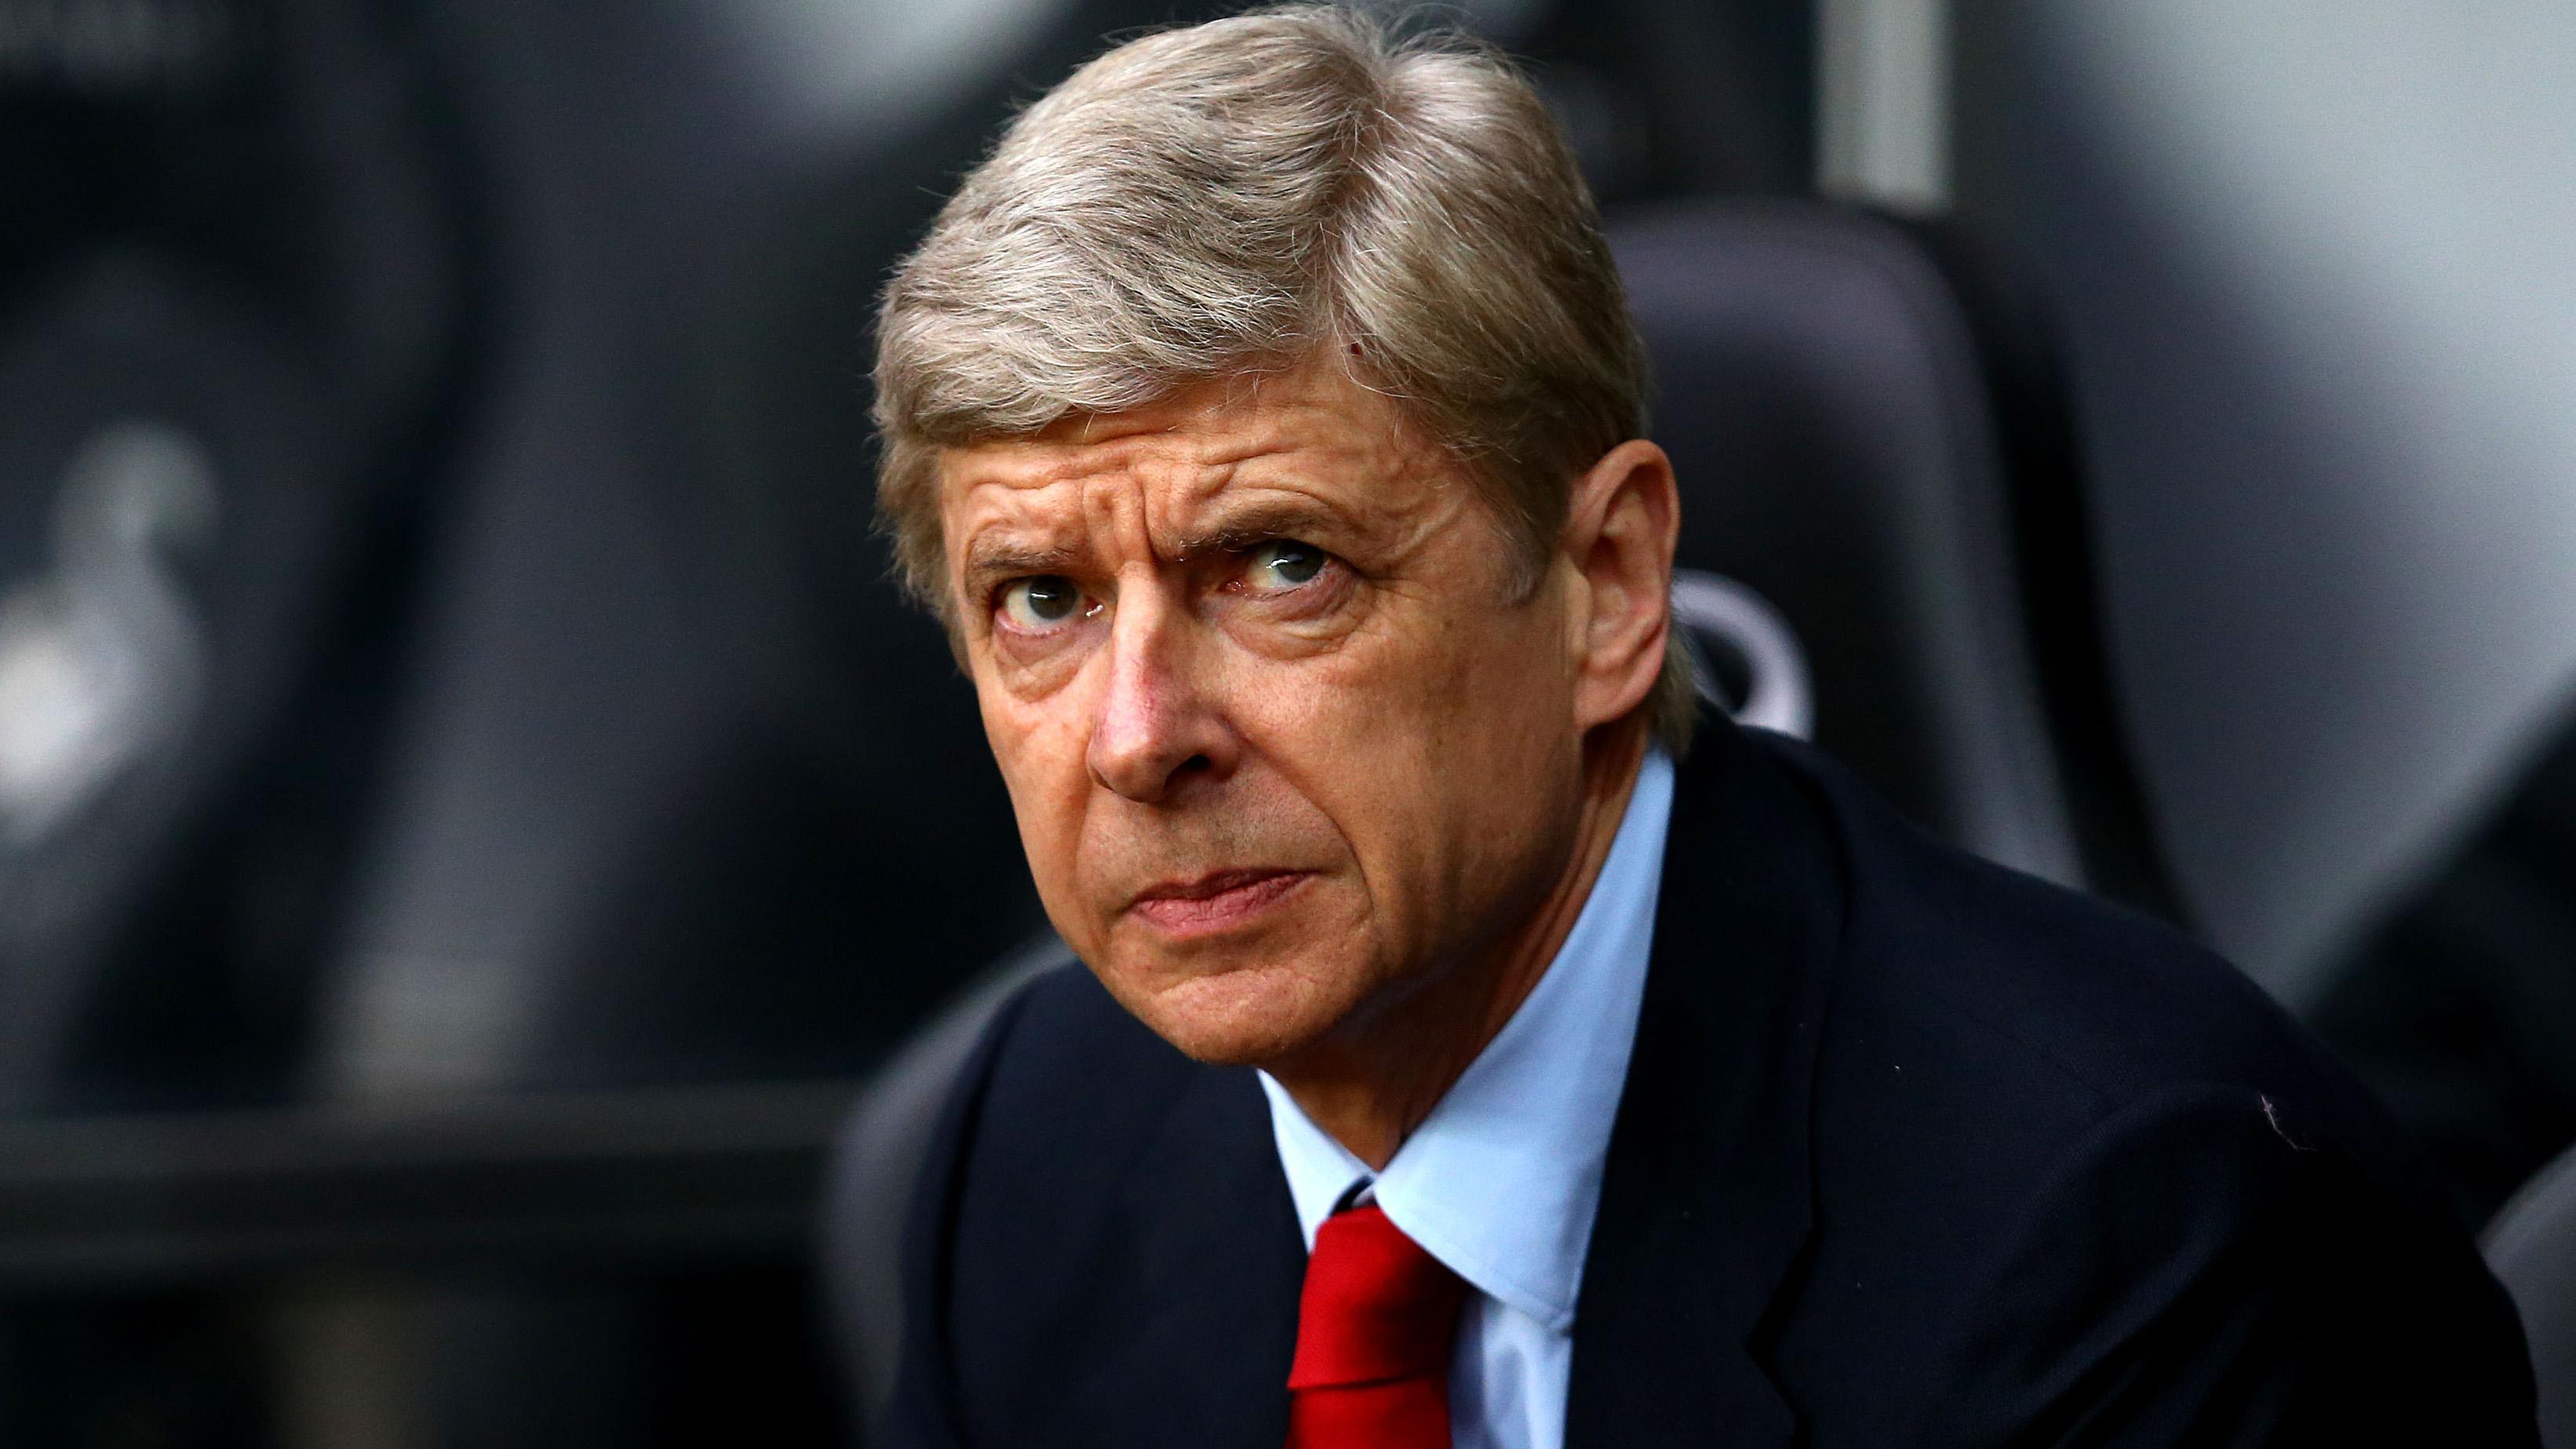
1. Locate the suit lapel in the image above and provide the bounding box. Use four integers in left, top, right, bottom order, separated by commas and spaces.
1567, 717, 1844, 1449
1081, 1064, 1305, 1449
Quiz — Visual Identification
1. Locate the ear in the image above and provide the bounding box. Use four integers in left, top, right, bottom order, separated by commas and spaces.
1558, 439, 1680, 734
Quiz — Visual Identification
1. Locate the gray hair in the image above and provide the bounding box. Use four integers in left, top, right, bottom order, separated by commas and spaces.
872, 3, 1696, 753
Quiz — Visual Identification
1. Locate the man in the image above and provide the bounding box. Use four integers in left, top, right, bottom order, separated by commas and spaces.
865, 8, 2537, 1447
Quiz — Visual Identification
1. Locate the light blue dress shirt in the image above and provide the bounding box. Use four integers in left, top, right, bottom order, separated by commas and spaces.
1258, 750, 1675, 1449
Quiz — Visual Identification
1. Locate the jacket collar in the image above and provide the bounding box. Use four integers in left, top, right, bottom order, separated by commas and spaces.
1565, 712, 1845, 1449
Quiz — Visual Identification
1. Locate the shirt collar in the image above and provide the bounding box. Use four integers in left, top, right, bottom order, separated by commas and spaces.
1259, 749, 1674, 1334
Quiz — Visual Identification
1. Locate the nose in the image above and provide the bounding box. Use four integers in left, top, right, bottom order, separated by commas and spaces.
1086, 580, 1239, 803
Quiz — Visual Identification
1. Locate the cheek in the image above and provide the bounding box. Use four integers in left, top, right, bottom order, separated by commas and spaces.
978, 676, 1093, 883
1238, 591, 1570, 763
1227, 601, 1573, 908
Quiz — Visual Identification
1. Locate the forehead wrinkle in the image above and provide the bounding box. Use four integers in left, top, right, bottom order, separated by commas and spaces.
944, 372, 1456, 575
1127, 453, 1253, 568
949, 429, 1157, 552
1178, 418, 1467, 559
952, 461, 1077, 535
953, 451, 1240, 586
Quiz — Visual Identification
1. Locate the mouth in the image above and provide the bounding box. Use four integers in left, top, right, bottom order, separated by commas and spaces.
1128, 868, 1314, 938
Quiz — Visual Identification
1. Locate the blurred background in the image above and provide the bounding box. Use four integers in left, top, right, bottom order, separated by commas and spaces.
2, 0, 2574, 1443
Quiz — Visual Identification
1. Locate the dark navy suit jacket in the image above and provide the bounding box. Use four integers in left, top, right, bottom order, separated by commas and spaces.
884, 715, 2537, 1447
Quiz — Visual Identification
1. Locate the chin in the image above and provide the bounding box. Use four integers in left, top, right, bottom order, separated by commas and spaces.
1094, 950, 1356, 1067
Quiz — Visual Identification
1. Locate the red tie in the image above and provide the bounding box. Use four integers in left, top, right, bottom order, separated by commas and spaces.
1285, 1203, 1470, 1449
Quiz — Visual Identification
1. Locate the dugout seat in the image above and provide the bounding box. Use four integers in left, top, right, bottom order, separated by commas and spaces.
0, 0, 473, 1113
2483, 1145, 2576, 1448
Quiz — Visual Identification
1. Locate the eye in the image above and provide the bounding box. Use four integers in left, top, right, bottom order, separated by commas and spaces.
1243, 540, 1327, 591
998, 574, 1087, 630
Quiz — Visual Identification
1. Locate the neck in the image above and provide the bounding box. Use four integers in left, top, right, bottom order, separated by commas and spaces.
1265, 719, 1652, 1170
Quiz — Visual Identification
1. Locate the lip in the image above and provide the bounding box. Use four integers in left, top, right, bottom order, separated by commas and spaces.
1128, 868, 1314, 938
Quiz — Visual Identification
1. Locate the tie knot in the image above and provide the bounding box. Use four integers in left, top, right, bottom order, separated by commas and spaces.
1288, 1203, 1470, 1390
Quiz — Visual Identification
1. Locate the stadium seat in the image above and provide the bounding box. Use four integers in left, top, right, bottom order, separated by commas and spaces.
0, 1, 477, 1438
0, 0, 472, 1115
2483, 1145, 2576, 1447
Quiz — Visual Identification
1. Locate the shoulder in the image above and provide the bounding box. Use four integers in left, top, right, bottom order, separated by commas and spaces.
930, 962, 1237, 1240
887, 961, 1301, 1449
970, 962, 1200, 1129
1704, 731, 2530, 1444
1735, 727, 2410, 1162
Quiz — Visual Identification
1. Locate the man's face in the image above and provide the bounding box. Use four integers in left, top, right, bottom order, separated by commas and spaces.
939, 366, 1597, 1065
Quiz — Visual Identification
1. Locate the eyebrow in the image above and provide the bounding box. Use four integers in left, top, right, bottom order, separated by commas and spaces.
1168, 497, 1356, 559
960, 540, 1082, 588
955, 493, 1363, 588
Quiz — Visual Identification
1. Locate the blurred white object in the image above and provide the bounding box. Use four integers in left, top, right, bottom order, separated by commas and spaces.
1819, 0, 1950, 209
1672, 568, 1815, 740
731, 0, 1074, 134
0, 420, 216, 845
1354, 0, 1553, 46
